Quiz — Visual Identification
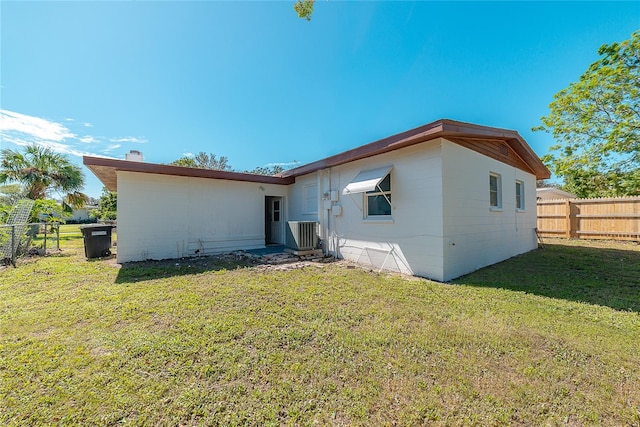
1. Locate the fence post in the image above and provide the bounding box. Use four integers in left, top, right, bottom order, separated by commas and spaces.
11, 224, 16, 267
565, 199, 571, 238
56, 224, 60, 250
43, 222, 47, 253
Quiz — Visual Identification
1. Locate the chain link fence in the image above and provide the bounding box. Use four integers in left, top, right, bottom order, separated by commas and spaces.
0, 222, 61, 267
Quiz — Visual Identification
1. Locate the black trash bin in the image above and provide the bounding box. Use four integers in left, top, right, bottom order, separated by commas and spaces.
80, 224, 114, 258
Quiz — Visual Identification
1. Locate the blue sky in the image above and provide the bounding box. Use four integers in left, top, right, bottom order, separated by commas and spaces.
1, 1, 638, 198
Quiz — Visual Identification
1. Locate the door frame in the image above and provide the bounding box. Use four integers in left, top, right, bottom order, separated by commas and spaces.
265, 196, 285, 245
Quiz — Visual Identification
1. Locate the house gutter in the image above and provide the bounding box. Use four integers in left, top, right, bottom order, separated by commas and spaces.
83, 156, 295, 192
85, 119, 550, 194
280, 119, 550, 180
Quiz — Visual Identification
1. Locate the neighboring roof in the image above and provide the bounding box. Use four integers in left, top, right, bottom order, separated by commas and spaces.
536, 187, 576, 200
84, 119, 550, 191
280, 119, 550, 180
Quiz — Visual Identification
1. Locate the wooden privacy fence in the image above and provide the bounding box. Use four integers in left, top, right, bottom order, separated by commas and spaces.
537, 197, 640, 241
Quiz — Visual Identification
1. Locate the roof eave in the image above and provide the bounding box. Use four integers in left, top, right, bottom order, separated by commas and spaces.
282, 119, 550, 180
83, 156, 295, 191
281, 120, 446, 178
84, 119, 550, 190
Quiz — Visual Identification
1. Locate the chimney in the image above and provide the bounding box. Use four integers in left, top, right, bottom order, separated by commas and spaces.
125, 150, 144, 162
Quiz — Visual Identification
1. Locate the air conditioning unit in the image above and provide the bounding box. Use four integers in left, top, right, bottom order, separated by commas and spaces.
286, 221, 318, 251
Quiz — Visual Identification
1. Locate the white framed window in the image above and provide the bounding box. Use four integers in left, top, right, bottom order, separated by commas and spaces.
515, 180, 525, 210
489, 173, 502, 209
365, 173, 392, 218
303, 184, 318, 214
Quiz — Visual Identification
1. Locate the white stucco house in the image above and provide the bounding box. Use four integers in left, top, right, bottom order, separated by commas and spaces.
66, 205, 98, 222
84, 119, 550, 281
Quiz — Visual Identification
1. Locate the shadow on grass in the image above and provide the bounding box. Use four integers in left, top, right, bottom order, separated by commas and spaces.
454, 241, 640, 313
115, 257, 257, 284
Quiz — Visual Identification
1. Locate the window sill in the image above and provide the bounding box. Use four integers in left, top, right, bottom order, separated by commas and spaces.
363, 217, 394, 224
490, 207, 503, 212
516, 209, 526, 213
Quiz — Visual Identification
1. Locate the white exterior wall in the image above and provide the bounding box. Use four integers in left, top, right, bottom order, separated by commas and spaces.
70, 207, 92, 221
440, 140, 538, 280
114, 137, 539, 278
322, 140, 445, 280
287, 172, 320, 222
116, 171, 287, 263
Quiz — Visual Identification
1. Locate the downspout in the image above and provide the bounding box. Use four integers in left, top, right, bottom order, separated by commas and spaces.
318, 169, 327, 255
330, 167, 337, 257
514, 168, 518, 233
326, 168, 333, 255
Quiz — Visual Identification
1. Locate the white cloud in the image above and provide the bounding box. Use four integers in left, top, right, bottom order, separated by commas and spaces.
266, 161, 299, 167
80, 136, 98, 143
110, 136, 147, 144
40, 141, 93, 158
102, 144, 121, 153
182, 152, 194, 158
4, 135, 94, 158
0, 109, 76, 142
0, 109, 148, 161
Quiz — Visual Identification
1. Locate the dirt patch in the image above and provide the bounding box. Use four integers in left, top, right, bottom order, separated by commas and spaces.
118, 249, 338, 272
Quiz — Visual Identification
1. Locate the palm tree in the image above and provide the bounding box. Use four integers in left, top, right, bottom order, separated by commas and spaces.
0, 144, 88, 208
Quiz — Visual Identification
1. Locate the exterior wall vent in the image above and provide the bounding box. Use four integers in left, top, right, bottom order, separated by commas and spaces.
286, 221, 318, 250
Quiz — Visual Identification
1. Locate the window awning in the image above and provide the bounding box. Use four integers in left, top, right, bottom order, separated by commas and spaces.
342, 165, 393, 195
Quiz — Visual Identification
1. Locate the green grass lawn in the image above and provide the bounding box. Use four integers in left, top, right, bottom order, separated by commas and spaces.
1, 235, 639, 425
30, 223, 116, 252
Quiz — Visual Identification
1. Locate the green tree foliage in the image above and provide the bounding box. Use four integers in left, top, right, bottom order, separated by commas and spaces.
560, 168, 640, 199
169, 152, 232, 171
294, 0, 315, 20
31, 199, 70, 224
0, 144, 88, 207
0, 185, 24, 223
170, 152, 288, 176
0, 204, 10, 223
245, 165, 285, 176
92, 187, 118, 221
536, 31, 640, 198
0, 184, 23, 206
169, 157, 197, 168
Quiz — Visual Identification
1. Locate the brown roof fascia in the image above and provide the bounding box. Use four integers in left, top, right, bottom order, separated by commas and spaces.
83, 156, 294, 191
280, 120, 446, 178
281, 118, 550, 180
416, 119, 550, 179
84, 119, 550, 191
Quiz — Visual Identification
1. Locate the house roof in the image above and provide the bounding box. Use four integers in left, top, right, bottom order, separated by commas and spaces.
84, 119, 550, 191
279, 119, 550, 179
536, 187, 576, 199
83, 157, 295, 191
